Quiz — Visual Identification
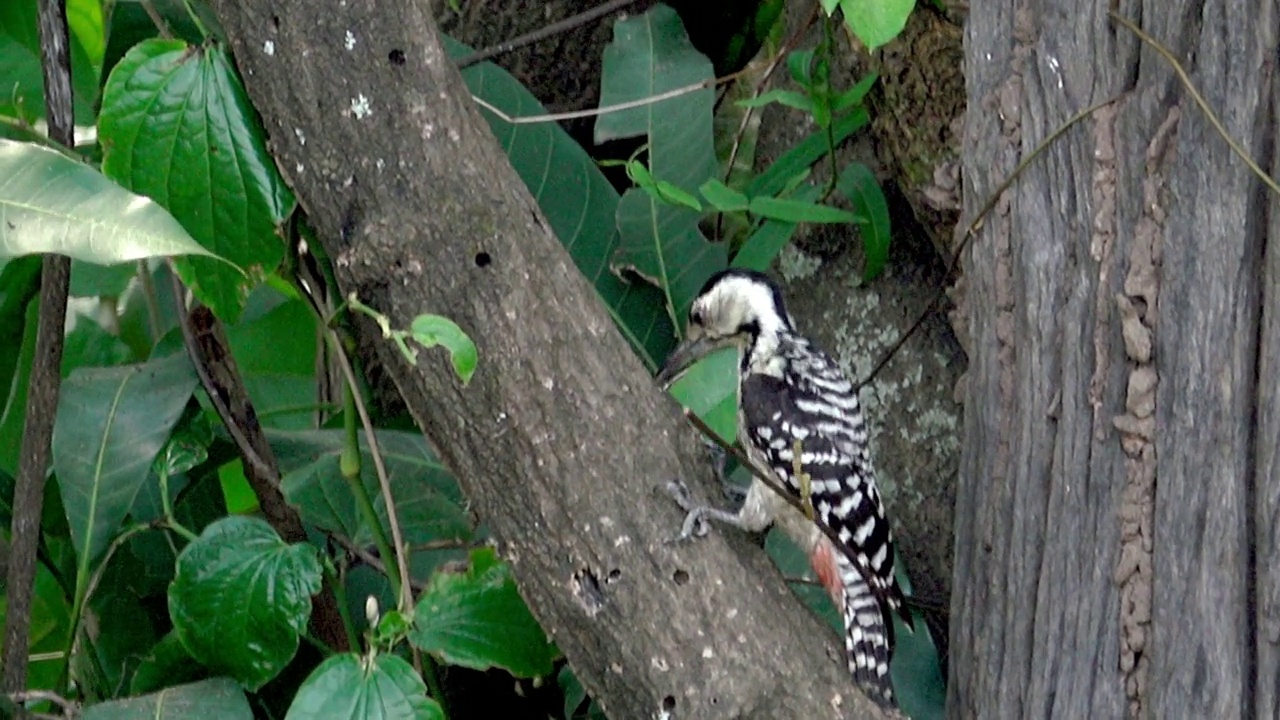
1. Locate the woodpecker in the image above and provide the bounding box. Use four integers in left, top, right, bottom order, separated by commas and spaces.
656, 268, 910, 708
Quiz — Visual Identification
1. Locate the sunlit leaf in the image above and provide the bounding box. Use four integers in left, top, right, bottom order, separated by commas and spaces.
0, 140, 222, 265
838, 0, 916, 49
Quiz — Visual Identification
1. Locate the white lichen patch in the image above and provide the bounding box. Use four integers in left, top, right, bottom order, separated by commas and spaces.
293, 127, 306, 145
776, 244, 822, 282
344, 30, 356, 50
351, 94, 372, 119
262, 40, 275, 56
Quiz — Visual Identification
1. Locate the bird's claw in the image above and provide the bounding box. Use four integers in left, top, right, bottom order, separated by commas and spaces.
664, 479, 711, 542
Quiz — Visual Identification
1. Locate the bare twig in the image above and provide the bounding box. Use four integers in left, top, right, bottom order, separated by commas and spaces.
2, 0, 74, 695
456, 0, 645, 69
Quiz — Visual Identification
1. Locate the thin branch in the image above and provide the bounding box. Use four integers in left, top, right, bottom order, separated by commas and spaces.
2, 0, 74, 694
1109, 10, 1280, 197
7, 690, 76, 715
139, 0, 173, 39
456, 0, 645, 69
471, 57, 770, 127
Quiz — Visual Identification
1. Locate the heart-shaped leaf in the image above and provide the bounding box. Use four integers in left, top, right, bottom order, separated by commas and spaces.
168, 516, 322, 691
409, 547, 554, 678
286, 653, 443, 720
99, 38, 295, 323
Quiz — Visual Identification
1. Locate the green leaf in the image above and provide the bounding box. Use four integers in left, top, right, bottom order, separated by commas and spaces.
70, 260, 137, 297
0, 257, 39, 414
286, 653, 443, 720
446, 36, 675, 370
748, 196, 862, 224
409, 547, 554, 677
666, 347, 738, 441
129, 631, 207, 696
168, 516, 323, 691
698, 179, 750, 213
737, 89, 814, 113
99, 39, 295, 323
0, 0, 102, 124
278, 429, 472, 548
53, 351, 197, 568
0, 298, 37, 476
731, 185, 823, 272
81, 677, 252, 720
839, 0, 916, 49
832, 73, 878, 112
62, 315, 135, 374
746, 109, 868, 198
409, 314, 478, 385
225, 291, 318, 430
597, 6, 725, 329
0, 140, 223, 264
837, 163, 892, 280
0, 558, 71, 693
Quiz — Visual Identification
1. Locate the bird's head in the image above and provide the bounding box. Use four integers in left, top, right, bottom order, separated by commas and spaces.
655, 269, 793, 387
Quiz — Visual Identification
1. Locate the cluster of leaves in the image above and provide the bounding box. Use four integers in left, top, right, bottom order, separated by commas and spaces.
0, 0, 940, 719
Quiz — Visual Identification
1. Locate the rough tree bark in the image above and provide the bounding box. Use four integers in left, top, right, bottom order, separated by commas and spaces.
208, 1, 893, 717
955, 1, 1277, 718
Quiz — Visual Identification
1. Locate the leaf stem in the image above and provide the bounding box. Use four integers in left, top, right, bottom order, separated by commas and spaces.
338, 378, 404, 605
159, 465, 198, 541
178, 0, 210, 38
324, 556, 361, 652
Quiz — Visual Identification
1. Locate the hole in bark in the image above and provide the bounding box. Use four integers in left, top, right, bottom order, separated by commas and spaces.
388, 49, 405, 66
572, 568, 605, 615
271, 15, 280, 29
606, 568, 621, 583
672, 569, 689, 586
474, 251, 492, 267
662, 696, 676, 712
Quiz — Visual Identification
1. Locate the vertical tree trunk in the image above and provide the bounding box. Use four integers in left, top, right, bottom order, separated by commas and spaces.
954, 1, 1277, 717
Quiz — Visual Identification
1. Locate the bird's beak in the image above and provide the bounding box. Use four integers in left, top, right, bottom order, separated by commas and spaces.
655, 334, 730, 390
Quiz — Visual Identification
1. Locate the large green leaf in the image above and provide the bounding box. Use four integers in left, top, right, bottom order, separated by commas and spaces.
168, 516, 322, 691
278, 429, 472, 548
0, 140, 221, 264
0, 0, 102, 124
409, 547, 554, 678
666, 347, 738, 441
286, 653, 444, 720
445, 37, 675, 369
80, 677, 252, 720
597, 5, 726, 328
53, 351, 197, 568
129, 631, 207, 696
99, 38, 295, 323
225, 291, 317, 430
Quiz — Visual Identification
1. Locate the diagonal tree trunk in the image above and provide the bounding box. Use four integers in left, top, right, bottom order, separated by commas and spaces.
954, 1, 1277, 717
207, 0, 894, 717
